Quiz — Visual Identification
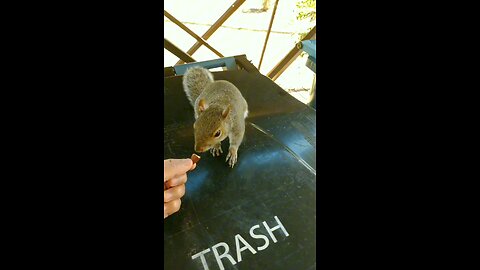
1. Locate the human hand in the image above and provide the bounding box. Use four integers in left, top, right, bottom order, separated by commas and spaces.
164, 159, 196, 219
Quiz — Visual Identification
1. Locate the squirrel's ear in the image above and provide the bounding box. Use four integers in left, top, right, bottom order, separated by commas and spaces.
198, 99, 208, 112
222, 105, 231, 119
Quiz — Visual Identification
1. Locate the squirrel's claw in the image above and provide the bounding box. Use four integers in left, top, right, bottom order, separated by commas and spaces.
210, 144, 223, 157
226, 147, 238, 168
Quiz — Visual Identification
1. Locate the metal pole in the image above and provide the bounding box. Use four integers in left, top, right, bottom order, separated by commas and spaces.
308, 75, 316, 109
258, 0, 280, 70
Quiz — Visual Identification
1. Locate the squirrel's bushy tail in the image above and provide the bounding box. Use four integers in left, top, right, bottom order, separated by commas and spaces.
182, 66, 214, 106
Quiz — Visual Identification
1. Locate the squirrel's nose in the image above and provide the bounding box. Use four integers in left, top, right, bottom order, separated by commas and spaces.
195, 145, 204, 153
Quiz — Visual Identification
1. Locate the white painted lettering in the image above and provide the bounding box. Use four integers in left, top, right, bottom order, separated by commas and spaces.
190, 216, 290, 268
211, 242, 237, 270
235, 234, 257, 262
249, 224, 270, 251
191, 248, 211, 270
262, 216, 289, 243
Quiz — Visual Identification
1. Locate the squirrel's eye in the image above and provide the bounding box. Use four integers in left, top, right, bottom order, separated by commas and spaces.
214, 130, 221, 137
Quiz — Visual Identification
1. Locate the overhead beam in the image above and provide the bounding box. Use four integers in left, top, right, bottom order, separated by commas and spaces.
164, 10, 224, 59
176, 0, 246, 65
266, 26, 316, 81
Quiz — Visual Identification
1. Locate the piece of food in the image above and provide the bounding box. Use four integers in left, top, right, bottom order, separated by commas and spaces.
191, 153, 201, 164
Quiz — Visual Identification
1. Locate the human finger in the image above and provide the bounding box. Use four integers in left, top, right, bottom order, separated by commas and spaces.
164, 159, 193, 182
164, 184, 186, 202
164, 199, 182, 218
165, 173, 188, 189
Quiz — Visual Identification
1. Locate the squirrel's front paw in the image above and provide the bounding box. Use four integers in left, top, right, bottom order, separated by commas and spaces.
225, 147, 238, 168
210, 143, 223, 157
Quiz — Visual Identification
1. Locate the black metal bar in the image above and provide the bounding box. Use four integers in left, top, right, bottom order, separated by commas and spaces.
164, 38, 196, 63
164, 67, 176, 77
234, 55, 260, 73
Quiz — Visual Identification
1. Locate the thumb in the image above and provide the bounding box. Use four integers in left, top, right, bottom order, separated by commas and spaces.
164, 159, 193, 182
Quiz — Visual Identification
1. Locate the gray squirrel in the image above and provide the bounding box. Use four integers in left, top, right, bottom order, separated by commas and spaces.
182, 66, 248, 168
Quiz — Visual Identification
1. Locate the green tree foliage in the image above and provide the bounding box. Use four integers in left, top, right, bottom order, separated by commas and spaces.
296, 0, 316, 22
296, 0, 316, 42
